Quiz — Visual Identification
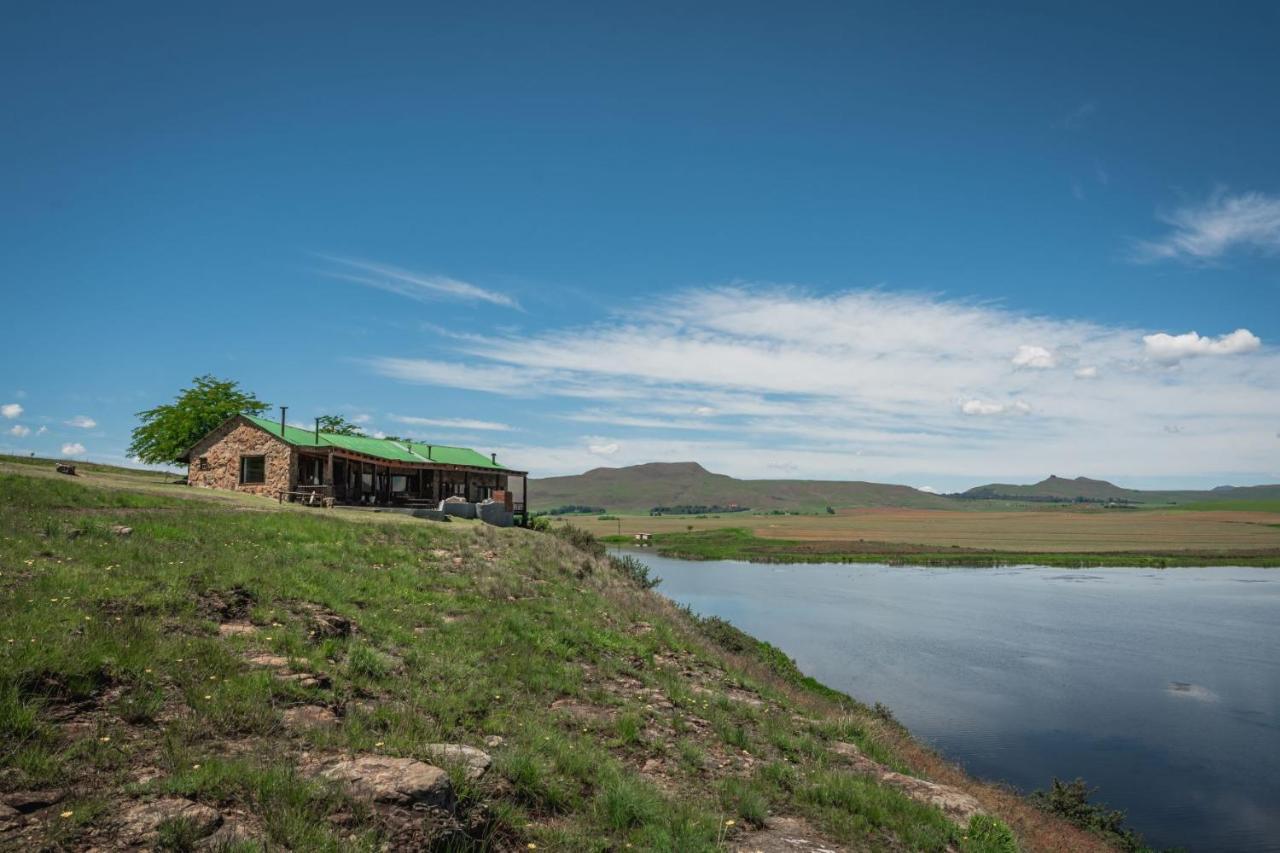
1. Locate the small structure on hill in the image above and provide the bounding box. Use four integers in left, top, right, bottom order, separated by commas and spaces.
179, 411, 528, 525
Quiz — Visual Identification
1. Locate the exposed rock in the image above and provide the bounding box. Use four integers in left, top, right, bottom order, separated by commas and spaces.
322, 756, 453, 807
829, 742, 985, 825
244, 652, 291, 669
730, 815, 843, 852
110, 525, 133, 536
300, 603, 354, 639
117, 798, 222, 844
199, 817, 255, 848
202, 586, 256, 621
283, 705, 339, 729
3, 789, 64, 813
278, 671, 330, 689
483, 735, 505, 749
549, 698, 615, 723
422, 744, 492, 781
218, 621, 257, 637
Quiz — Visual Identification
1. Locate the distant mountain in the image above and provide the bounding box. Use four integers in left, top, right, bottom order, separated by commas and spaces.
530, 464, 1280, 513
959, 475, 1142, 502
958, 475, 1280, 505
529, 462, 952, 513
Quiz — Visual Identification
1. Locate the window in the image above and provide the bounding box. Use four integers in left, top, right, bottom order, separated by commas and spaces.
198, 456, 210, 471
391, 475, 408, 494
239, 455, 266, 484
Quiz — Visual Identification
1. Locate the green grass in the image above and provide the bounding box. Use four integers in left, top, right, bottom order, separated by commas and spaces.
628, 526, 1280, 567
0, 468, 1051, 850
1167, 498, 1280, 513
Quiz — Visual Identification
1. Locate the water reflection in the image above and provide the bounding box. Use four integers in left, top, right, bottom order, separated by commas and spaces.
618, 553, 1280, 853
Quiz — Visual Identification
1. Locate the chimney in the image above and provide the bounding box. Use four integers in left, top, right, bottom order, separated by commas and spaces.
314, 417, 320, 444
491, 452, 497, 464
280, 406, 287, 436
426, 444, 432, 459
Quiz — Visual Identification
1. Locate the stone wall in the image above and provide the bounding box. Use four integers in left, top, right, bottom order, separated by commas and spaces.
187, 418, 296, 498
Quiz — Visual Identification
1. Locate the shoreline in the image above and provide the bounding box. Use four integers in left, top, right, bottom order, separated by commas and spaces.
604, 531, 1280, 568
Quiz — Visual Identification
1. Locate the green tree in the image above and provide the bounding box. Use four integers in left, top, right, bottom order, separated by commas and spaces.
129, 375, 268, 465
316, 415, 364, 436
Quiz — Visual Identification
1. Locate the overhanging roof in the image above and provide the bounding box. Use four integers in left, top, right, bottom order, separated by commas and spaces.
190, 414, 521, 472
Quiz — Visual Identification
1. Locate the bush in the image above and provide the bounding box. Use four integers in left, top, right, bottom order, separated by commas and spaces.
553, 524, 605, 558
1031, 777, 1149, 852
609, 554, 660, 589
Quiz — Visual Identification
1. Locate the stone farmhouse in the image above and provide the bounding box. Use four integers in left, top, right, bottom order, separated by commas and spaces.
180, 413, 527, 523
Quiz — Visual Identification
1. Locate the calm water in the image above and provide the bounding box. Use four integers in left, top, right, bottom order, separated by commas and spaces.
617, 551, 1280, 853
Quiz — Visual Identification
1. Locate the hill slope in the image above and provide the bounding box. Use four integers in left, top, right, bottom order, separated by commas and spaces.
0, 464, 1111, 851
531, 462, 952, 513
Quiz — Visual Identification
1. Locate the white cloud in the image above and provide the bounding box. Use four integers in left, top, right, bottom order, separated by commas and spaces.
1012, 345, 1056, 369
389, 415, 513, 432
588, 441, 620, 456
1136, 190, 1280, 262
36, 426, 47, 436
8, 425, 30, 437
60, 442, 86, 457
65, 415, 97, 429
693, 406, 717, 417
1143, 329, 1261, 364
917, 485, 939, 494
352, 413, 372, 424
367, 287, 1280, 482
960, 399, 1031, 417
1, 403, 23, 419
316, 255, 519, 309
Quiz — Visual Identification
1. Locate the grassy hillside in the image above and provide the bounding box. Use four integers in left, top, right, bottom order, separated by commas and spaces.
0, 466, 1111, 851
531, 462, 953, 514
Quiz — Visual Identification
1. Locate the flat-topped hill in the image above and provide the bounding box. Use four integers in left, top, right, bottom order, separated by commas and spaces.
531, 462, 952, 513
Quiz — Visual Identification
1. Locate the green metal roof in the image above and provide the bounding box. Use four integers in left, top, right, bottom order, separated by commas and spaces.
242, 415, 516, 471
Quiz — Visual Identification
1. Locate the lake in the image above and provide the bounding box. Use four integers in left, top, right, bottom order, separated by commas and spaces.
615, 551, 1280, 853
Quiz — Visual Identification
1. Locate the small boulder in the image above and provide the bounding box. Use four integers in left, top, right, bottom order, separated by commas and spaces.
244, 652, 290, 669
218, 622, 257, 637
117, 798, 222, 844
3, 789, 64, 813
423, 744, 492, 781
322, 756, 453, 807
283, 705, 338, 729
110, 525, 133, 536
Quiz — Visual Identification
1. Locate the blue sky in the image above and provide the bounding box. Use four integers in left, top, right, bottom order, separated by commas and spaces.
2, 2, 1278, 490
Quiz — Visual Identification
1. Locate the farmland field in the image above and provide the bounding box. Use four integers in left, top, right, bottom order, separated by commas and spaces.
567, 506, 1280, 555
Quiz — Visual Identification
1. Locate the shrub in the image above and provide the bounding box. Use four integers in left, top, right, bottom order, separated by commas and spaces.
1031, 777, 1149, 852
553, 524, 605, 558
608, 553, 660, 589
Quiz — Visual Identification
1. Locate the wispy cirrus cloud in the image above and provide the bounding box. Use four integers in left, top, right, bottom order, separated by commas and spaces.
315, 255, 520, 309
65, 415, 97, 429
388, 414, 514, 432
1135, 190, 1280, 262
363, 287, 1276, 482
